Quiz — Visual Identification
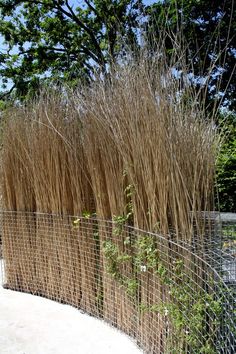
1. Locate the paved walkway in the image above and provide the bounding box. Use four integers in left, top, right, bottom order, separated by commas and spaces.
0, 262, 141, 354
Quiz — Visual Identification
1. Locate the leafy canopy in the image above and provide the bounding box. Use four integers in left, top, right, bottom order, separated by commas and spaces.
146, 0, 236, 112
217, 114, 236, 212
0, 0, 143, 99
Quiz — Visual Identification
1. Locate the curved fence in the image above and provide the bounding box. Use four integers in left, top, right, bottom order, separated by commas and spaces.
1, 211, 236, 353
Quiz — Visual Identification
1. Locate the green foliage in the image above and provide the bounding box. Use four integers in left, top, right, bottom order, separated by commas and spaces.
82, 210, 96, 218
103, 240, 121, 280
222, 225, 236, 240
166, 284, 222, 353
102, 240, 137, 297
103, 236, 223, 353
216, 114, 236, 212
146, 0, 236, 111
112, 194, 133, 235
0, 0, 143, 99
123, 277, 138, 297
112, 214, 129, 236
134, 234, 159, 271
0, 98, 13, 111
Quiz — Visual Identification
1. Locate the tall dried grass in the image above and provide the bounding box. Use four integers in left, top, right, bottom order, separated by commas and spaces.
1, 54, 218, 233
0, 51, 219, 353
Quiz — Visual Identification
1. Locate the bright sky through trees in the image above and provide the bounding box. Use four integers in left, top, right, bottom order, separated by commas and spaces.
0, 0, 156, 92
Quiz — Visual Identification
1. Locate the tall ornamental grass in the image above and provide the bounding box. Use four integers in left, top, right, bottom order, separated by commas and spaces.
1, 55, 218, 236
0, 52, 220, 353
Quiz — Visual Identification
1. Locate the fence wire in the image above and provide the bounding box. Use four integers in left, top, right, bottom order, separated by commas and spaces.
0, 211, 236, 354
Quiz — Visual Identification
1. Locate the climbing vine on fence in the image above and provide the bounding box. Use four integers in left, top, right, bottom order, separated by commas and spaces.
103, 233, 223, 353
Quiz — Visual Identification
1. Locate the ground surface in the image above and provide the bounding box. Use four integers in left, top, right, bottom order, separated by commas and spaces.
0, 266, 142, 354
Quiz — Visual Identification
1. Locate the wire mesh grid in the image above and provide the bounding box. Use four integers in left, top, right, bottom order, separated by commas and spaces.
0, 211, 236, 354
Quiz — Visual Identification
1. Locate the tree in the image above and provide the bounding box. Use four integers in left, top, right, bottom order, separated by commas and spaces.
145, 0, 236, 112
217, 114, 236, 212
144, 0, 236, 212
0, 0, 143, 99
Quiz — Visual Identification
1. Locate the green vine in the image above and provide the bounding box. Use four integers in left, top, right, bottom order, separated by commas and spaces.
103, 235, 224, 353
102, 240, 138, 298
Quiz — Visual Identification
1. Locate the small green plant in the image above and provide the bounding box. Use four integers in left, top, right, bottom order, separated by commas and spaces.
135, 234, 159, 271
113, 184, 135, 237
222, 225, 236, 239
123, 278, 139, 297
112, 215, 129, 236
103, 235, 223, 353
82, 211, 91, 218
103, 240, 121, 281
111, 185, 135, 236
102, 240, 138, 298
82, 211, 97, 219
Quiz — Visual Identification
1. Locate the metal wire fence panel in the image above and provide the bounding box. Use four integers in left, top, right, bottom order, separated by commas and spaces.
1, 211, 236, 354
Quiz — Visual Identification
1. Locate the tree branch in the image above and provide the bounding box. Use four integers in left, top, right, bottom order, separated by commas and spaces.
0, 84, 16, 100
4, 0, 107, 72
80, 44, 99, 63
62, 0, 105, 68
17, 44, 100, 65
20, 0, 105, 68
84, 0, 99, 18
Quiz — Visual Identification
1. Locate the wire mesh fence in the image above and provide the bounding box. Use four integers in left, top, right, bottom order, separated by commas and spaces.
1, 211, 236, 354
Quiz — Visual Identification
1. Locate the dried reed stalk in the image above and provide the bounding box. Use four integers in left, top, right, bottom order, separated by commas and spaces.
0, 49, 219, 353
